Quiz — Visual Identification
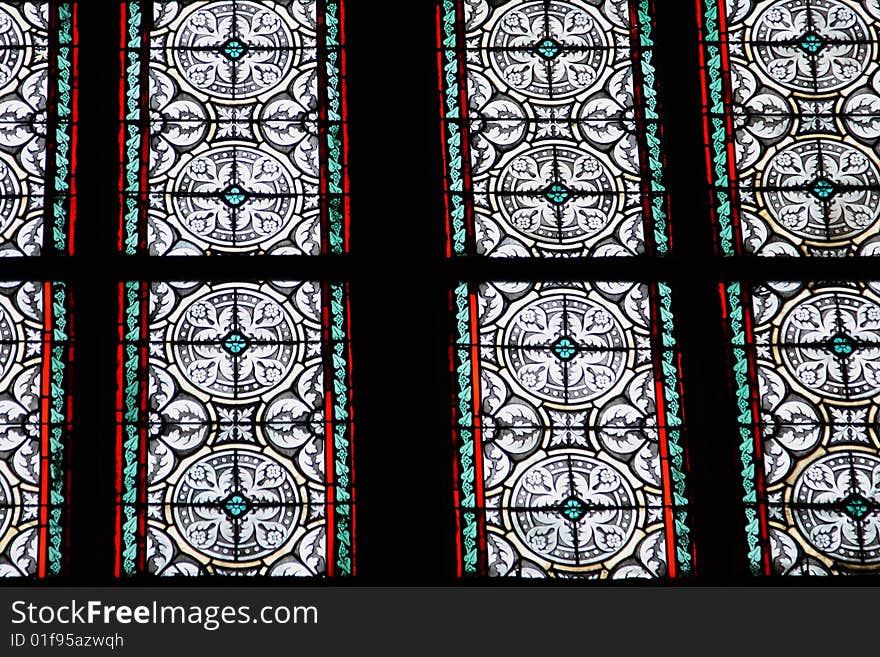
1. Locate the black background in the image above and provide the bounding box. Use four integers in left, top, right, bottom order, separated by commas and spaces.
7, 0, 877, 585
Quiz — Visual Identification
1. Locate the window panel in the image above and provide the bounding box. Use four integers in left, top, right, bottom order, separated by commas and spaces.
0, 2, 77, 256
439, 0, 671, 257
0, 281, 71, 577
115, 279, 354, 577
701, 0, 880, 257
120, 0, 348, 256
726, 279, 880, 574
451, 280, 691, 578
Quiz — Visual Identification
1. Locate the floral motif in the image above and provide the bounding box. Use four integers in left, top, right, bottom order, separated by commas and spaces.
769, 527, 832, 575
0, 473, 12, 544
216, 104, 255, 140
729, 62, 792, 171
501, 291, 628, 403
494, 144, 618, 246
485, 532, 548, 577
610, 530, 668, 578
548, 410, 589, 447
170, 286, 301, 399
171, 145, 301, 249
259, 69, 320, 179
0, 291, 17, 381
261, 364, 325, 484
480, 369, 543, 488
0, 365, 42, 487
750, 0, 871, 93
171, 1, 295, 99
0, 527, 39, 578
0, 7, 25, 92
0, 283, 45, 578
216, 405, 256, 444
509, 454, 637, 565
755, 365, 822, 485
791, 452, 880, 563
266, 525, 326, 576
486, 0, 608, 100
761, 139, 880, 242
579, 66, 641, 175
828, 406, 871, 445
148, 366, 211, 485
778, 291, 880, 400
172, 450, 301, 562
0, 69, 48, 179
842, 69, 880, 146
148, 68, 208, 178
466, 70, 526, 175
596, 370, 662, 487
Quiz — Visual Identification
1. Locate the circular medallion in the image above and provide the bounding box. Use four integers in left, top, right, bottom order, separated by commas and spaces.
171, 286, 301, 399
0, 155, 22, 237
751, 0, 872, 93
510, 454, 637, 565
502, 292, 627, 403
487, 1, 608, 99
0, 471, 12, 541
172, 146, 300, 249
779, 291, 880, 400
172, 1, 295, 99
495, 145, 618, 246
792, 452, 880, 563
0, 295, 17, 384
762, 140, 880, 243
173, 450, 300, 562
0, 8, 25, 91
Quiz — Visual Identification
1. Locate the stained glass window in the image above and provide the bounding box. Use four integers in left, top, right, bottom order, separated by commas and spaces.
116, 0, 355, 578
441, 0, 692, 579
120, 0, 347, 255
700, 0, 880, 257
450, 280, 690, 578
115, 279, 353, 576
700, 0, 880, 576
724, 280, 880, 574
0, 281, 71, 577
0, 2, 77, 256
0, 1, 76, 580
438, 0, 671, 257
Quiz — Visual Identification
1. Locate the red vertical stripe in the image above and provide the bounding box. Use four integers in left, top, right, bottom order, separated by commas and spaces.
37, 283, 53, 578
322, 283, 335, 577
468, 292, 486, 573
136, 283, 148, 573
647, 283, 679, 578
68, 4, 79, 255
114, 282, 125, 578
117, 4, 127, 252
716, 0, 744, 253
344, 285, 355, 575
339, 0, 351, 251
742, 292, 772, 575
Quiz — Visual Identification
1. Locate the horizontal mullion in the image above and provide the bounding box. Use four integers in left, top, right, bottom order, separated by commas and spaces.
1, 255, 879, 282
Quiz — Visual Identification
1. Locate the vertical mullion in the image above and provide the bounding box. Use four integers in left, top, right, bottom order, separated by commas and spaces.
65, 0, 121, 581
345, 0, 455, 581
654, 0, 748, 579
